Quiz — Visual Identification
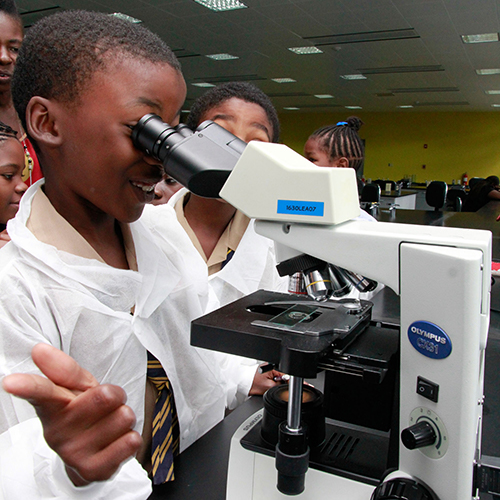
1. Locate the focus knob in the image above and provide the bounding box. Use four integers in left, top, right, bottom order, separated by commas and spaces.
401, 421, 437, 450
371, 478, 438, 500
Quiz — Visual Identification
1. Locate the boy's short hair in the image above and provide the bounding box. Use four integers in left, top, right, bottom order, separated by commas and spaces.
186, 82, 280, 143
0, 0, 22, 26
12, 10, 181, 136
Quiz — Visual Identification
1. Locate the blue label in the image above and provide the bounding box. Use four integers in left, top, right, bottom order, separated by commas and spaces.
277, 200, 324, 216
407, 321, 452, 359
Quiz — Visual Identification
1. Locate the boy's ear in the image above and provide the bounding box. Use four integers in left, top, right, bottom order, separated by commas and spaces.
25, 96, 62, 147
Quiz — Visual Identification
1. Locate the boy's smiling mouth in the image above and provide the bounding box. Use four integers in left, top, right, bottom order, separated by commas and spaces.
131, 181, 156, 193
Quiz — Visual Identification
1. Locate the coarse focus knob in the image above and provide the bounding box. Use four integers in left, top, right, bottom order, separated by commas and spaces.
401, 421, 437, 450
371, 477, 439, 500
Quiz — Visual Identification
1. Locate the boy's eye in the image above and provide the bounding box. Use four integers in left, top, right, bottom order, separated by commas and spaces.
1, 174, 13, 180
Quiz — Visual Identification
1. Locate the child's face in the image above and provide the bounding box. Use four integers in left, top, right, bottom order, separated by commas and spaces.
0, 138, 27, 224
199, 97, 272, 144
0, 13, 23, 94
151, 175, 182, 205
303, 137, 334, 167
44, 58, 186, 224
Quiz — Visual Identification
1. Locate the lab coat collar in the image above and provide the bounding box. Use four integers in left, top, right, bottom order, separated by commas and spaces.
8, 180, 182, 318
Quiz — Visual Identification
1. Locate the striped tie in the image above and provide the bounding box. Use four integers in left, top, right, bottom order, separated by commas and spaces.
147, 351, 180, 484
221, 248, 235, 269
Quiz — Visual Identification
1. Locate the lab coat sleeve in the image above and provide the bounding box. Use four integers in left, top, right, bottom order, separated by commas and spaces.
0, 418, 152, 500
213, 353, 259, 410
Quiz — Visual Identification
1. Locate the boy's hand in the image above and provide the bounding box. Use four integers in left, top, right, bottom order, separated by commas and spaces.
249, 366, 284, 395
2, 343, 142, 486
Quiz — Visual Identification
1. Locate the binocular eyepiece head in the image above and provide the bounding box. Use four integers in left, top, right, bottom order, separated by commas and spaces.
131, 113, 246, 198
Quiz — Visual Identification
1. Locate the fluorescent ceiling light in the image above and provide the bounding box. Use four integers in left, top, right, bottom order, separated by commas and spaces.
341, 74, 367, 80
345, 105, 362, 109
272, 78, 296, 83
110, 12, 142, 23
485, 90, 500, 94
288, 46, 323, 55
206, 53, 239, 60
398, 105, 414, 108
461, 33, 499, 43
314, 94, 334, 99
492, 104, 500, 107
192, 82, 216, 88
283, 107, 300, 110
476, 68, 500, 75
193, 0, 248, 11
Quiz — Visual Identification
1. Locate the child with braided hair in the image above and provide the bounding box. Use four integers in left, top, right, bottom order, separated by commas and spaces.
302, 117, 381, 297
304, 116, 365, 193
304, 116, 365, 169
0, 119, 27, 247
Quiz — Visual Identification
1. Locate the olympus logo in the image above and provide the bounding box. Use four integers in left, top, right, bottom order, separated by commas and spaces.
410, 326, 447, 345
408, 321, 452, 360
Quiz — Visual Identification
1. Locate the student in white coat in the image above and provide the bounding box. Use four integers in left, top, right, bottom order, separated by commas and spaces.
0, 11, 258, 499
172, 81, 288, 307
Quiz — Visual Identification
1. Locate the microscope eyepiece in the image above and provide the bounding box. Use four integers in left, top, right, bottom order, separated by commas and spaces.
132, 113, 246, 198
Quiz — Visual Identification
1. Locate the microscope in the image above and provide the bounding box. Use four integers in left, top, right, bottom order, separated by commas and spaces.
133, 115, 500, 500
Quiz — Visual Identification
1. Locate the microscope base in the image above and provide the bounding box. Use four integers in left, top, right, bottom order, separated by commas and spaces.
227, 409, 390, 500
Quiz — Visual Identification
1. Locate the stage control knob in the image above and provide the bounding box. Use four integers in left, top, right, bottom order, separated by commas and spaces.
371, 477, 439, 500
401, 421, 437, 450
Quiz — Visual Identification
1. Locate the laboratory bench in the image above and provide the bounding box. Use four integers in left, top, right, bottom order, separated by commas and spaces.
374, 201, 500, 259
379, 189, 418, 210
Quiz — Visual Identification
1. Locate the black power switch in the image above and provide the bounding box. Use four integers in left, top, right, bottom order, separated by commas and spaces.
416, 376, 439, 403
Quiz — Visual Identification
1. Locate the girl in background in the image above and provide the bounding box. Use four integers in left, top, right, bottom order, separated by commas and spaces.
304, 117, 365, 193
0, 0, 42, 185
0, 120, 27, 247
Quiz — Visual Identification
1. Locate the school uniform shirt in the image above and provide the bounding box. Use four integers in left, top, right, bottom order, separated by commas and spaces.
167, 188, 289, 310
0, 181, 234, 499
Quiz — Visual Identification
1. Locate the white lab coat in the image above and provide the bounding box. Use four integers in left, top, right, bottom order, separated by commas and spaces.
0, 183, 237, 499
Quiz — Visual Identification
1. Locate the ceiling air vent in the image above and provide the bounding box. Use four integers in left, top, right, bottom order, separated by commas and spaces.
193, 74, 266, 83
359, 65, 444, 75
390, 87, 459, 93
173, 49, 201, 59
303, 28, 419, 46
413, 101, 469, 106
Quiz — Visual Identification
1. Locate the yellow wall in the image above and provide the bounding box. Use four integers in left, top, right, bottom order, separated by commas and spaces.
278, 111, 500, 185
